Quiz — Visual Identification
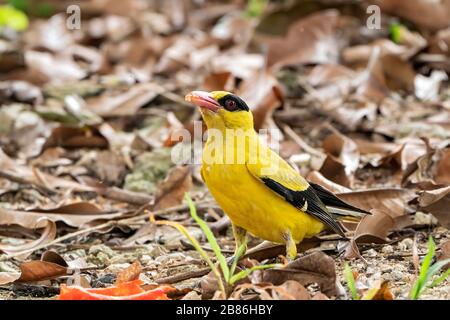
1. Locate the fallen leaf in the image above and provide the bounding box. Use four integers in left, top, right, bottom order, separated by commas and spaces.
416, 186, 450, 228
374, 0, 450, 31
116, 261, 142, 284
17, 251, 69, 283
0, 202, 125, 229
238, 70, 284, 130
321, 132, 360, 187
271, 280, 311, 300
306, 171, 351, 193
153, 166, 192, 211
337, 188, 416, 219
42, 125, 109, 150
437, 240, 450, 270
0, 218, 56, 259
259, 251, 336, 297
265, 10, 353, 68
0, 271, 21, 285
362, 280, 394, 300
86, 83, 159, 117
353, 209, 395, 244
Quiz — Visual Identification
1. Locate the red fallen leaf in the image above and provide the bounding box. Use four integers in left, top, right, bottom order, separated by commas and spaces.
58, 280, 174, 300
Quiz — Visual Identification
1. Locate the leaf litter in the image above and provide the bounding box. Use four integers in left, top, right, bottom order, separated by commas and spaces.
0, 0, 450, 300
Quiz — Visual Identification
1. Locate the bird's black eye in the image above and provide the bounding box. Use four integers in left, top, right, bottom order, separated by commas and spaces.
224, 99, 237, 111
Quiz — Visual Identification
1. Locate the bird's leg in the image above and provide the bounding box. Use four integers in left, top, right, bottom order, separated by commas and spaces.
283, 231, 297, 262
228, 224, 247, 266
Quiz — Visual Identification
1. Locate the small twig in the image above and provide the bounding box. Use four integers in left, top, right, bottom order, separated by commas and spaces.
154, 267, 211, 284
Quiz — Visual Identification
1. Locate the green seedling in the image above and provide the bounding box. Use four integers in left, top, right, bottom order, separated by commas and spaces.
409, 236, 450, 300
344, 262, 360, 300
151, 193, 280, 298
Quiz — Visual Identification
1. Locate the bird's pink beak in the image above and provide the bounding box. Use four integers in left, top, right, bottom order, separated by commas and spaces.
185, 91, 221, 112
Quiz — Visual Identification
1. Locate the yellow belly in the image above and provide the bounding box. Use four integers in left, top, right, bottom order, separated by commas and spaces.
202, 163, 324, 243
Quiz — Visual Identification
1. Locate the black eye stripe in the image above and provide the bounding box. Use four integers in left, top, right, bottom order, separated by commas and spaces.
217, 94, 249, 112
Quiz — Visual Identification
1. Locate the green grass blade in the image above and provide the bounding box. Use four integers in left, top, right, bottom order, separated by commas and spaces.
185, 193, 230, 282
426, 258, 450, 287
230, 243, 246, 277
344, 263, 359, 300
150, 216, 227, 297
409, 236, 436, 300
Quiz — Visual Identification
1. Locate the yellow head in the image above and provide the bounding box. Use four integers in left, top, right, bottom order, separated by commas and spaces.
185, 91, 254, 131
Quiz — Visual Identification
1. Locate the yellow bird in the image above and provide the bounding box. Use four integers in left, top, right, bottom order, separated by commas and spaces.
185, 90, 368, 260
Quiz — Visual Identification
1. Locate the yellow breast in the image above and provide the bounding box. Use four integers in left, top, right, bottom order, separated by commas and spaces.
201, 136, 324, 243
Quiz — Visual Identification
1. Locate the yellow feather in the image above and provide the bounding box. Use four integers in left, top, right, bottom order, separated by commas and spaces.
201, 121, 324, 244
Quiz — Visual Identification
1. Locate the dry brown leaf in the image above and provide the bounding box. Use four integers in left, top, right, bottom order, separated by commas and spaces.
42, 125, 109, 150
153, 166, 192, 211
0, 202, 125, 229
417, 186, 450, 228
259, 251, 336, 297
374, 0, 450, 31
312, 292, 330, 300
85, 83, 159, 117
270, 280, 311, 300
307, 171, 351, 194
353, 209, 395, 244
116, 261, 142, 284
362, 280, 395, 300
266, 10, 353, 68
402, 141, 450, 188
238, 70, 283, 130
0, 271, 21, 285
320, 132, 359, 187
202, 72, 235, 92
437, 240, 450, 270
0, 218, 56, 259
337, 188, 415, 219
17, 261, 67, 283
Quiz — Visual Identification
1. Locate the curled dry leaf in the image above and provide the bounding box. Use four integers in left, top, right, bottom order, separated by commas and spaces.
0, 202, 125, 229
320, 132, 360, 187
402, 141, 450, 188
116, 261, 142, 284
0, 271, 21, 285
153, 166, 192, 211
0, 218, 56, 259
259, 251, 336, 297
353, 209, 395, 244
416, 186, 450, 228
16, 251, 69, 283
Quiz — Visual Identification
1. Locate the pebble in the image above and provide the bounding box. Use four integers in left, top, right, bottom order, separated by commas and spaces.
381, 245, 394, 254
389, 270, 405, 281
399, 238, 414, 251
413, 211, 438, 225
365, 249, 378, 257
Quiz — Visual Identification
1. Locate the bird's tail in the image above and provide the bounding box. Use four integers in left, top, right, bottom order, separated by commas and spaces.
309, 182, 370, 222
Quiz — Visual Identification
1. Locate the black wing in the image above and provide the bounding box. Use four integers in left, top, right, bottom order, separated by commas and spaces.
309, 182, 370, 218
261, 178, 347, 238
